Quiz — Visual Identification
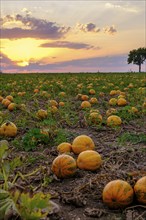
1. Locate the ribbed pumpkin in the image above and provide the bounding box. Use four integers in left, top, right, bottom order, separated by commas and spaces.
89, 97, 98, 104
102, 180, 134, 209
59, 102, 65, 107
72, 135, 95, 154
36, 109, 48, 119
81, 95, 89, 101
77, 150, 102, 171
2, 99, 11, 107
6, 95, 13, 102
128, 107, 138, 114
89, 112, 102, 124
109, 98, 117, 106
0, 121, 17, 137
89, 89, 96, 95
134, 176, 146, 204
7, 103, 17, 111
81, 101, 91, 109
49, 100, 58, 107
109, 90, 117, 96
107, 115, 122, 126
51, 154, 77, 178
117, 98, 127, 106
57, 142, 72, 154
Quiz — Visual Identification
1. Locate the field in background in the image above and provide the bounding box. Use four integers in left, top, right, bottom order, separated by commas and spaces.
0, 72, 146, 219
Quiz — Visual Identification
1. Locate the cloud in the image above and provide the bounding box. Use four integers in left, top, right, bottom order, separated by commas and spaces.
105, 2, 138, 13
1, 53, 134, 73
76, 22, 100, 33
21, 8, 32, 15
40, 41, 99, 50
0, 52, 17, 68
103, 25, 117, 35
1, 13, 117, 39
1, 14, 71, 39
0, 15, 14, 25
75, 22, 117, 35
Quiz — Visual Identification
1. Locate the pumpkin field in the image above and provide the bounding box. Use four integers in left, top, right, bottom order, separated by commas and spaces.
0, 72, 146, 220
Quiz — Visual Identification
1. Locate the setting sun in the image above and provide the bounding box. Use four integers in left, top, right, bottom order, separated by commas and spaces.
1, 38, 57, 64
17, 61, 29, 67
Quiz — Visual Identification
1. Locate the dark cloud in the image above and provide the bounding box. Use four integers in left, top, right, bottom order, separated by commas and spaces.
40, 41, 98, 50
103, 25, 117, 35
1, 14, 71, 39
76, 22, 100, 33
75, 22, 117, 35
1, 14, 117, 39
0, 52, 17, 69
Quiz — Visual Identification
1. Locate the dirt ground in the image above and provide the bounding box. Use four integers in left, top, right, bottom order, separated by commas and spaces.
11, 117, 146, 220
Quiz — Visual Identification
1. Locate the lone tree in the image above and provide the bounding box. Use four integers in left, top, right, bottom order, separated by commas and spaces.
127, 47, 146, 72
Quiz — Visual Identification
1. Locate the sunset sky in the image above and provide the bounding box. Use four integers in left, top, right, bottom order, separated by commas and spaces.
0, 0, 145, 73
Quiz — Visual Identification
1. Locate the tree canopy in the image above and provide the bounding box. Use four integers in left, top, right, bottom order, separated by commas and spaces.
127, 47, 146, 72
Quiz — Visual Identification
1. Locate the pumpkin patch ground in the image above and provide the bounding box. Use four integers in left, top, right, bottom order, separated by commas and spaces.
0, 73, 146, 220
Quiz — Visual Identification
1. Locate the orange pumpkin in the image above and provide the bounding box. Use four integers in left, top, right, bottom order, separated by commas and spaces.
109, 98, 117, 106
134, 176, 146, 204
59, 101, 65, 107
117, 95, 125, 99
6, 95, 13, 102
77, 150, 102, 171
36, 109, 48, 119
128, 83, 134, 88
89, 97, 98, 104
81, 95, 89, 101
51, 154, 77, 178
57, 142, 72, 153
81, 101, 91, 109
89, 112, 102, 124
128, 107, 138, 114
50, 106, 58, 113
89, 89, 96, 95
117, 98, 127, 106
99, 92, 105, 97
59, 92, 66, 97
102, 180, 134, 209
34, 89, 39, 93
2, 99, 11, 107
17, 92, 23, 96
7, 103, 17, 111
107, 115, 122, 126
49, 100, 58, 107
109, 90, 117, 96
0, 121, 17, 137
72, 135, 95, 154
75, 93, 82, 100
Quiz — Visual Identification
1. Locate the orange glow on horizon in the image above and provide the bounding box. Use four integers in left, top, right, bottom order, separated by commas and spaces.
1, 38, 102, 66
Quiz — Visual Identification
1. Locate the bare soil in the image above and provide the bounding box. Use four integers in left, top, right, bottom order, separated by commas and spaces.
11, 117, 146, 220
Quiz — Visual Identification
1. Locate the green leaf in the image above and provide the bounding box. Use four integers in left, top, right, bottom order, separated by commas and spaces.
10, 157, 23, 171
3, 162, 10, 176
0, 189, 9, 200
0, 189, 19, 220
0, 141, 9, 160
18, 191, 51, 220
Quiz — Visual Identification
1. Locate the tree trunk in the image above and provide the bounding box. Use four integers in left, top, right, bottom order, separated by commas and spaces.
139, 64, 141, 72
